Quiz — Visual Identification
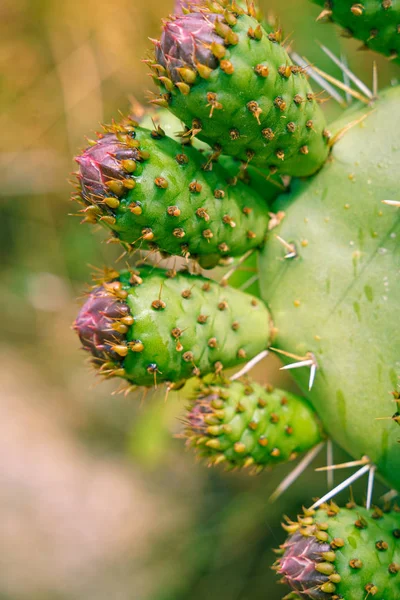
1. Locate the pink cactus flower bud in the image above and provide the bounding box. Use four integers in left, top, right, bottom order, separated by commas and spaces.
74, 286, 131, 364
277, 531, 332, 599
156, 12, 220, 82
75, 134, 137, 203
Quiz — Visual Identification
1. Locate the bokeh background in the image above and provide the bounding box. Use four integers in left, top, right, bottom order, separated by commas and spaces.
0, 1, 397, 599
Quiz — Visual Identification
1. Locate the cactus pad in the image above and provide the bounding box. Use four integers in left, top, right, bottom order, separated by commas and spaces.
312, 1, 400, 62
277, 503, 400, 599
259, 85, 400, 491
75, 118, 270, 268
152, 1, 330, 177
74, 266, 271, 388
185, 377, 323, 470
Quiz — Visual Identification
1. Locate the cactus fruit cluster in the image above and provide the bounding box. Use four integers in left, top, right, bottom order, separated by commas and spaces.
70, 0, 400, 597
312, 1, 400, 62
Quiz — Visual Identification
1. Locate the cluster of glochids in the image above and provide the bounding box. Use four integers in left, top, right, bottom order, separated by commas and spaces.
72, 0, 400, 598
276, 503, 400, 599
312, 0, 400, 63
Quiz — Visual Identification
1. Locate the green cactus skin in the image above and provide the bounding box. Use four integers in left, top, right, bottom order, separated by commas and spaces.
312, 0, 400, 63
138, 107, 285, 209
259, 85, 400, 492
277, 504, 400, 599
185, 377, 323, 471
75, 118, 270, 269
74, 266, 272, 388
152, 1, 330, 177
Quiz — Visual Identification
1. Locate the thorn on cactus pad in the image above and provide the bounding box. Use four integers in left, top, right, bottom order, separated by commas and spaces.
310, 462, 374, 511
270, 348, 318, 391
382, 200, 400, 207
269, 442, 325, 503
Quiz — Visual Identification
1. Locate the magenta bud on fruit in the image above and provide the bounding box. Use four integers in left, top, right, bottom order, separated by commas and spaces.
75, 134, 137, 204
173, 0, 204, 15
187, 393, 217, 434
277, 531, 332, 599
74, 286, 131, 365
173, 0, 184, 15
173, 0, 188, 15
156, 13, 220, 82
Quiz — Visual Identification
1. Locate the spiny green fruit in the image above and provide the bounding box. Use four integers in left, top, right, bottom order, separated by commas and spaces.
137, 107, 285, 208
312, 0, 400, 63
74, 117, 270, 269
185, 377, 323, 471
151, 0, 330, 177
259, 85, 400, 492
276, 503, 400, 599
74, 266, 271, 388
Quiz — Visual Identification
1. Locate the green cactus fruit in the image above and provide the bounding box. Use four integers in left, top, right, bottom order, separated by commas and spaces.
151, 0, 330, 177
74, 266, 271, 388
276, 503, 400, 599
312, 0, 400, 63
74, 117, 270, 269
185, 377, 323, 470
137, 107, 286, 208
258, 85, 400, 492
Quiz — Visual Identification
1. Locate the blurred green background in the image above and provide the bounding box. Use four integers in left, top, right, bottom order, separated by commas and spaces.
0, 1, 396, 599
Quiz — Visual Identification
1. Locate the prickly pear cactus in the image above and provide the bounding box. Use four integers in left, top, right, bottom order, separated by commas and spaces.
277, 503, 400, 599
312, 0, 400, 62
70, 0, 400, 597
185, 377, 323, 470
259, 86, 400, 491
74, 266, 271, 388
151, 2, 330, 176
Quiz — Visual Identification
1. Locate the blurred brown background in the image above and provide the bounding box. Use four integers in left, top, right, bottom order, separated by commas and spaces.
0, 1, 396, 599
